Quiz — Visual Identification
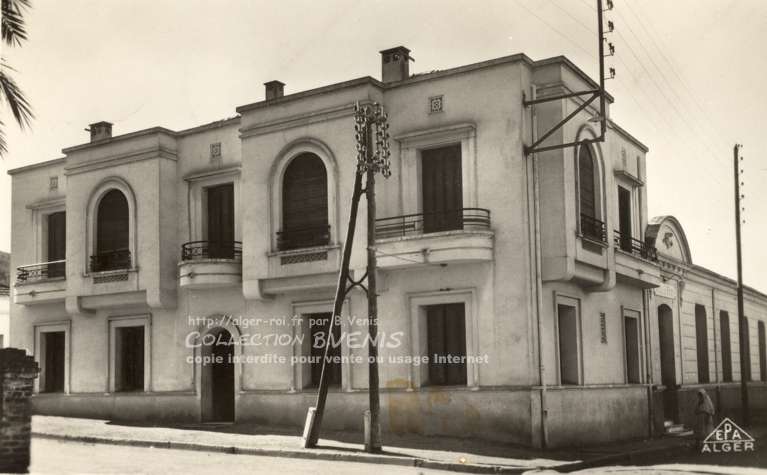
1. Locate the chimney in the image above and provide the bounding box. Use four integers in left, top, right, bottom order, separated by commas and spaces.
88, 121, 113, 142
380, 46, 412, 83
264, 80, 285, 100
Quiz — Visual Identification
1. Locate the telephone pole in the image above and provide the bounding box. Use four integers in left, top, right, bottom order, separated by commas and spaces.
302, 101, 390, 451
734, 143, 750, 426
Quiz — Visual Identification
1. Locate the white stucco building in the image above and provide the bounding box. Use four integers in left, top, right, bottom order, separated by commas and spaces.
7, 47, 767, 448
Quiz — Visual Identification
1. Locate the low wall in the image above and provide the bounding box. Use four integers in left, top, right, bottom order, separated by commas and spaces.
0, 348, 39, 474
544, 385, 650, 448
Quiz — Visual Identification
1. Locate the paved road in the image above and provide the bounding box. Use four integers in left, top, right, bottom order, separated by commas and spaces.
29, 438, 455, 474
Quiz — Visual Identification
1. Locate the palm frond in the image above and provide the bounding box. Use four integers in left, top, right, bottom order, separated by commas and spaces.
1, 0, 31, 47
0, 119, 7, 156
0, 62, 34, 130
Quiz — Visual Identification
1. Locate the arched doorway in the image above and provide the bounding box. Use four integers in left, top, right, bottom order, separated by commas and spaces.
201, 328, 235, 422
658, 304, 677, 421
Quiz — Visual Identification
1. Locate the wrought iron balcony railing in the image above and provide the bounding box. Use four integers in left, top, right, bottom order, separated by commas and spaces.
276, 225, 331, 251
90, 249, 132, 273
181, 241, 242, 261
16, 260, 66, 283
613, 230, 658, 261
580, 213, 607, 243
375, 208, 491, 239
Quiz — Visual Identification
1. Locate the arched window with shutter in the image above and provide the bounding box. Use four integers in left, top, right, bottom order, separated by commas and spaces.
278, 153, 329, 250
93, 189, 131, 271
578, 143, 604, 242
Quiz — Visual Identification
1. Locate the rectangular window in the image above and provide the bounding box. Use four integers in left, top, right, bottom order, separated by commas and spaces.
695, 304, 709, 383
308, 313, 341, 388
206, 183, 235, 259
0, 335, 3, 348
115, 326, 145, 392
47, 211, 66, 278
421, 145, 463, 233
720, 311, 732, 382
624, 315, 640, 384
426, 303, 466, 386
759, 321, 766, 382
557, 303, 580, 385
41, 331, 65, 393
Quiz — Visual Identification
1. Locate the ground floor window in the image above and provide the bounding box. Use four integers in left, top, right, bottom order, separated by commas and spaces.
109, 316, 149, 393
624, 313, 641, 384
426, 303, 467, 386
557, 298, 581, 385
307, 312, 341, 388
41, 331, 65, 393
115, 326, 144, 392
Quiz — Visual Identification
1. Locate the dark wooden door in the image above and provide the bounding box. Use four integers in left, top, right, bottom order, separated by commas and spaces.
47, 211, 66, 278
720, 312, 732, 382
309, 313, 341, 387
618, 186, 632, 252
426, 303, 467, 386
207, 184, 235, 258
422, 145, 463, 233
43, 331, 65, 393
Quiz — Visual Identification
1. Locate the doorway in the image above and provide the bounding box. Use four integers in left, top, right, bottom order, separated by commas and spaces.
658, 304, 677, 421
201, 328, 235, 422
206, 183, 235, 259
422, 144, 463, 233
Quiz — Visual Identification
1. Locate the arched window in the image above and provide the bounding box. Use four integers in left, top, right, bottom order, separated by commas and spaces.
278, 153, 329, 250
577, 144, 604, 242
92, 189, 131, 271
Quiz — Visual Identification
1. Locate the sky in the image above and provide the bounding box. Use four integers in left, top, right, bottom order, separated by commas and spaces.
1, 0, 765, 291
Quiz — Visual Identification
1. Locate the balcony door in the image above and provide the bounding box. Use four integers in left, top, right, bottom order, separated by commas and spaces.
206, 183, 235, 259
95, 189, 130, 271
47, 212, 65, 278
618, 186, 632, 252
422, 144, 462, 233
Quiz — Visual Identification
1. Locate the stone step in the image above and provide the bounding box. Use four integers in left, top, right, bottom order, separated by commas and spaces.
666, 424, 687, 433
669, 429, 694, 437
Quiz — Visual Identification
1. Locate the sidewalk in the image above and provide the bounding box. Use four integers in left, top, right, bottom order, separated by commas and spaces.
32, 416, 696, 473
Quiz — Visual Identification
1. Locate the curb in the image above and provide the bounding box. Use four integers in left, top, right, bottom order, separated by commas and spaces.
32, 432, 530, 474
552, 438, 696, 473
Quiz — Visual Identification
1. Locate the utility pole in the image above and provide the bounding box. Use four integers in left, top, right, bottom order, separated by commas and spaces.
358, 102, 390, 452
734, 143, 750, 426
302, 101, 390, 451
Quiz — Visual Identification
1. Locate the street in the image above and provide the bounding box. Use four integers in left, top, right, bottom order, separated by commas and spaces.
28, 438, 455, 474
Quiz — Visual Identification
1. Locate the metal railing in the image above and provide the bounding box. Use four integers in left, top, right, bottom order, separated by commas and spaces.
277, 224, 331, 251
16, 260, 66, 283
90, 249, 132, 273
375, 208, 491, 239
181, 241, 242, 261
613, 230, 658, 261
580, 213, 607, 243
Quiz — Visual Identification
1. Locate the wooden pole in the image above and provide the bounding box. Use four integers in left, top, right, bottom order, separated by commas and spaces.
734, 143, 750, 425
303, 169, 364, 448
365, 164, 382, 452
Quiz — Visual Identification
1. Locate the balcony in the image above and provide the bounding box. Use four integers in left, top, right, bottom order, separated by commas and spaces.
374, 208, 493, 269
276, 225, 330, 251
90, 249, 132, 273
14, 260, 67, 305
613, 230, 661, 288
580, 213, 607, 244
613, 230, 658, 261
179, 240, 242, 289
